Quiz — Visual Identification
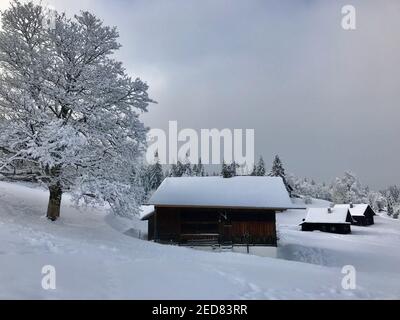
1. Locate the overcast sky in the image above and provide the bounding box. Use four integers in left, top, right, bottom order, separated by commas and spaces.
1, 0, 400, 188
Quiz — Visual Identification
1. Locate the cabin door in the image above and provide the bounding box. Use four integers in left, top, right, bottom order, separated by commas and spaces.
219, 211, 232, 243
222, 224, 232, 243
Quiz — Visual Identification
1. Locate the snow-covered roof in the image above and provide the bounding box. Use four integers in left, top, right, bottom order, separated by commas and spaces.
139, 205, 155, 220
147, 176, 302, 210
334, 204, 370, 217
302, 207, 351, 224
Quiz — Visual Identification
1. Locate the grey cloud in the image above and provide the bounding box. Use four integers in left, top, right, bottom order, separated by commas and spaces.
2, 0, 399, 188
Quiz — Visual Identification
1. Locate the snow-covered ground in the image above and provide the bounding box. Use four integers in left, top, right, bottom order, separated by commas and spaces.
1, 181, 399, 299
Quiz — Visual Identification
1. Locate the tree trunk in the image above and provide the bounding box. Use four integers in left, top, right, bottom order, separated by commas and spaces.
47, 184, 62, 221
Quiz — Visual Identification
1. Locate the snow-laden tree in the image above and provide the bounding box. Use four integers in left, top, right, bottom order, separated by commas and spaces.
140, 151, 164, 197
221, 161, 230, 178
136, 164, 163, 202
169, 160, 189, 177
169, 163, 178, 177
0, 1, 154, 220
269, 155, 285, 177
197, 158, 205, 176
287, 174, 332, 201
385, 185, 400, 204
221, 161, 237, 178
393, 208, 399, 219
256, 156, 266, 176
192, 158, 205, 177
177, 161, 185, 177
269, 155, 292, 196
181, 154, 192, 177
367, 190, 386, 212
380, 185, 400, 219
148, 153, 164, 190
304, 195, 312, 204
230, 161, 238, 177
251, 156, 266, 176
332, 172, 368, 204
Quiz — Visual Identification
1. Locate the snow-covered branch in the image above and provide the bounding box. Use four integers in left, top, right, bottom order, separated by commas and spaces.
0, 1, 155, 219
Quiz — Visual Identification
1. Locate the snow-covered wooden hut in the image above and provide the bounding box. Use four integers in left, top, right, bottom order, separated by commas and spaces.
142, 176, 302, 247
300, 207, 353, 234
334, 204, 375, 226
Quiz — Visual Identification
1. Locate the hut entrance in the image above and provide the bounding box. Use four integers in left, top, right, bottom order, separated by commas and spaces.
221, 223, 232, 243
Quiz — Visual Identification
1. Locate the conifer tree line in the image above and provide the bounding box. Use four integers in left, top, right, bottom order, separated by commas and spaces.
139, 153, 400, 219
139, 154, 293, 199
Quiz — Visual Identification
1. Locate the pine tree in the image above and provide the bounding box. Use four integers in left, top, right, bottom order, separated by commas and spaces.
269, 155, 285, 177
176, 161, 185, 177
192, 164, 198, 176
183, 163, 192, 176
256, 156, 266, 176
221, 161, 237, 178
269, 155, 292, 196
229, 161, 238, 177
170, 163, 178, 177
181, 152, 193, 176
170, 161, 185, 177
147, 151, 164, 191
193, 158, 205, 176
197, 158, 205, 176
221, 161, 230, 178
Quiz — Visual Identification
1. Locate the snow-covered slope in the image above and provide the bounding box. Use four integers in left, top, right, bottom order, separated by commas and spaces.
0, 181, 399, 299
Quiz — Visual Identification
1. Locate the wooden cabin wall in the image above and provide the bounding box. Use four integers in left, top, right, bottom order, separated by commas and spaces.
229, 210, 276, 245
302, 223, 351, 234
154, 207, 181, 242
151, 207, 277, 245
366, 206, 375, 224
148, 215, 154, 240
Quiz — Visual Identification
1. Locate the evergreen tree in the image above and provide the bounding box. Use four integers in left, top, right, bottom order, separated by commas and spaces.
221, 161, 237, 178
170, 163, 179, 177
193, 158, 205, 176
147, 151, 164, 190
197, 158, 205, 176
176, 161, 185, 177
192, 164, 198, 176
269, 155, 292, 196
183, 163, 192, 176
221, 161, 230, 178
182, 152, 192, 176
269, 155, 285, 177
256, 156, 266, 176
229, 161, 238, 177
